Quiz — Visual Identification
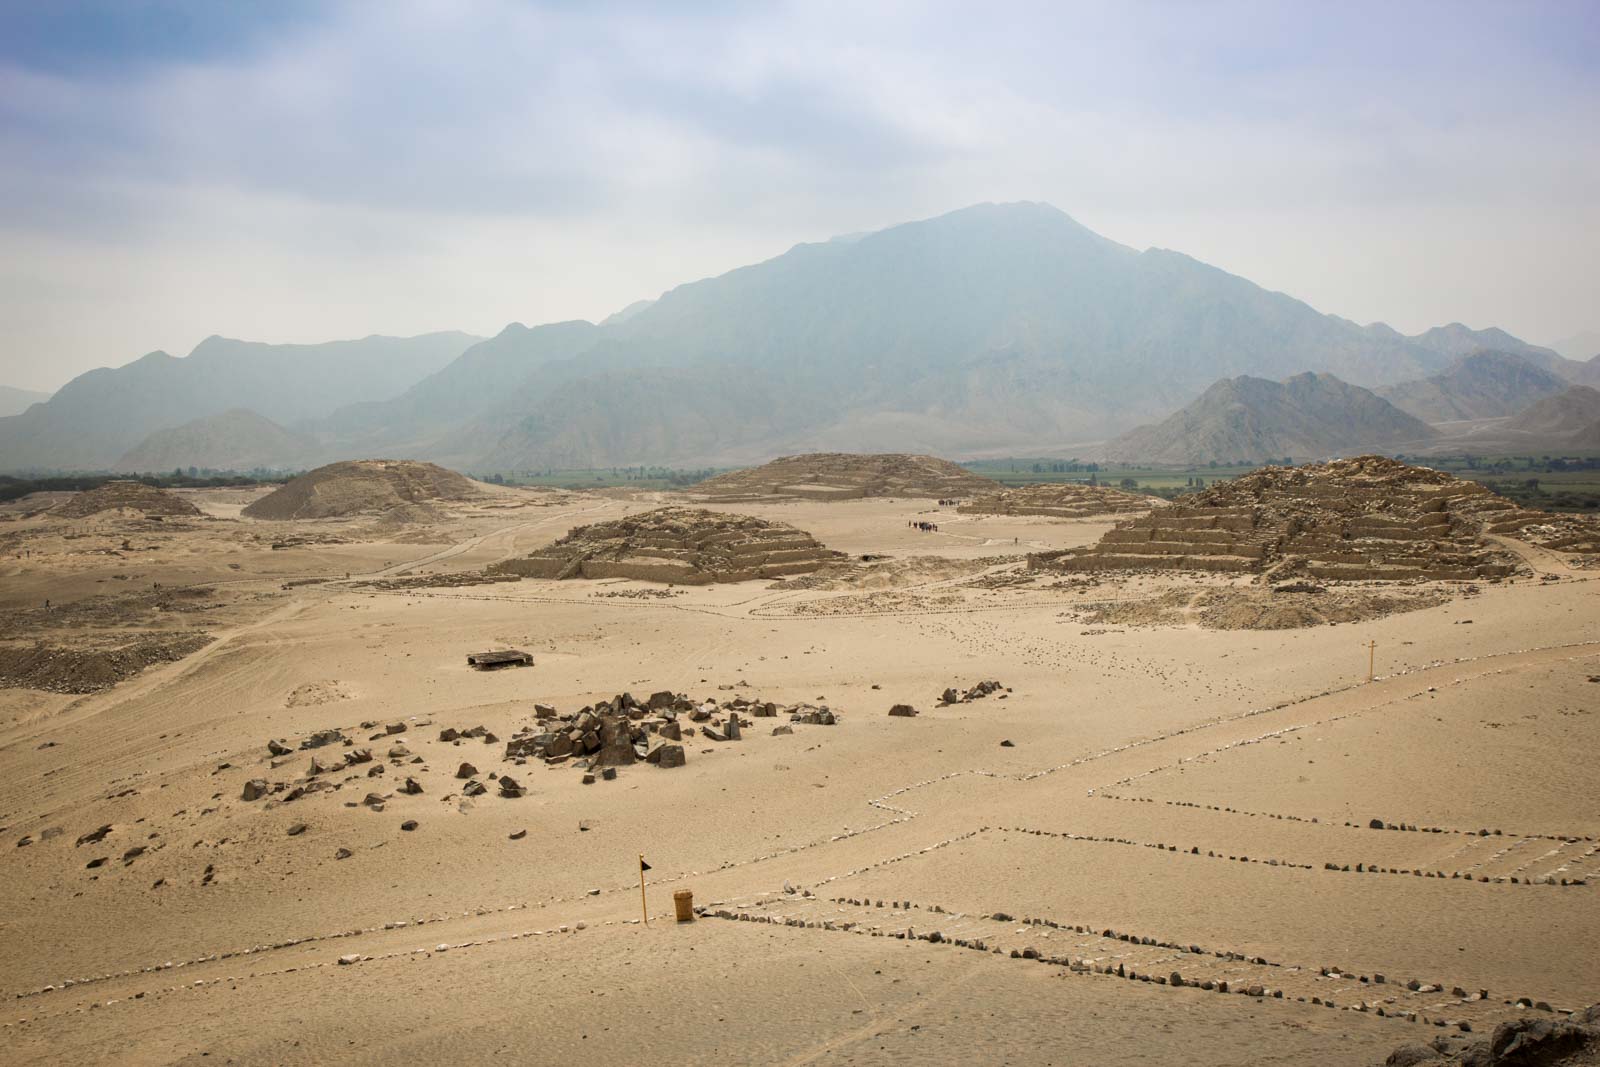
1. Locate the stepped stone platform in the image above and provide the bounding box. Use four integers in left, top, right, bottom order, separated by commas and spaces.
694, 453, 999, 502
1028, 456, 1575, 581
55, 481, 202, 519
489, 506, 844, 584
958, 482, 1159, 520
242, 460, 485, 520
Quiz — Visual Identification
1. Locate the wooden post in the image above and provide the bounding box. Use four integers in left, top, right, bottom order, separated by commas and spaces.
1366, 639, 1376, 682
639, 854, 649, 926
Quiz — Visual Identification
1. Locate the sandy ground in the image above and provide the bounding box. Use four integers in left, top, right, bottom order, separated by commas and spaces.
1, 490, 1597, 1065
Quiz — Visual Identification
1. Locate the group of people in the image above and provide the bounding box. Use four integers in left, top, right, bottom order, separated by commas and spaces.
908, 520, 940, 533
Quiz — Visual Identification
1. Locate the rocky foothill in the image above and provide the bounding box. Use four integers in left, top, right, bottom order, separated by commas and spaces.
53, 481, 203, 519
958, 483, 1157, 519
489, 506, 843, 584
1031, 455, 1600, 582
692, 452, 1000, 502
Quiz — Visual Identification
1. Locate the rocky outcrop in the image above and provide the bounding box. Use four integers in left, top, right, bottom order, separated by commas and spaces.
694, 453, 998, 502
1380, 1002, 1600, 1064
490, 507, 843, 584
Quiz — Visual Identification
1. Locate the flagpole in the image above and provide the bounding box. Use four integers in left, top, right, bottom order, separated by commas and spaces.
639, 853, 649, 926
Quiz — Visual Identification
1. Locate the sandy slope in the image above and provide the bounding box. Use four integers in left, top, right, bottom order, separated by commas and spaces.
1, 493, 1596, 1064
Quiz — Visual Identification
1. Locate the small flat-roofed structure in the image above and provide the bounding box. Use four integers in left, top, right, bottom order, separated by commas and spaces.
466, 650, 533, 670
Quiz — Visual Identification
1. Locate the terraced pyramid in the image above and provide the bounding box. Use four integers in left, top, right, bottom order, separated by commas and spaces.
1030, 456, 1597, 581
490, 507, 843, 584
958, 482, 1158, 519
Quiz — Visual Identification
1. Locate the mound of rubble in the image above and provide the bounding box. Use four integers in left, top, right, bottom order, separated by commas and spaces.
937, 680, 1007, 705
54, 480, 202, 519
0, 634, 213, 693
242, 459, 486, 520
958, 483, 1158, 519
694, 453, 999, 502
1381, 1002, 1600, 1065
502, 691, 839, 778
489, 507, 843, 584
1030, 456, 1598, 582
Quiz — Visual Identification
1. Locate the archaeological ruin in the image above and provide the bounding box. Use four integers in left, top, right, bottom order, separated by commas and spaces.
1029, 455, 1599, 582
693, 452, 999, 502
957, 482, 1158, 519
489, 506, 843, 584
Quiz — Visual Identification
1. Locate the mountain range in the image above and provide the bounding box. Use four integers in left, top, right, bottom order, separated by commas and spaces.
2, 202, 1595, 473
1376, 351, 1572, 423
0, 385, 51, 419
0, 333, 477, 472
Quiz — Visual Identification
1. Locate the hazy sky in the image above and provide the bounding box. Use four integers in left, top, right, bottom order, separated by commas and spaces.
2, 1, 1597, 391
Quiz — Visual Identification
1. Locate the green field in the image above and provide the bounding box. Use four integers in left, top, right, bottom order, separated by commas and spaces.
959, 456, 1600, 512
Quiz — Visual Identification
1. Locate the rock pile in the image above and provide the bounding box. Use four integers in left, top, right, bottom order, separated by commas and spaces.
242, 459, 487, 520
54, 481, 202, 519
501, 690, 840, 775
1381, 1002, 1600, 1065
1030, 456, 1547, 581
0, 635, 213, 694
937, 680, 1006, 705
958, 483, 1157, 519
693, 452, 999, 502
489, 507, 843, 584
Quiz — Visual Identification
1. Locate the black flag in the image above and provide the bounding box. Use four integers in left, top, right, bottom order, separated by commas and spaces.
640, 858, 652, 872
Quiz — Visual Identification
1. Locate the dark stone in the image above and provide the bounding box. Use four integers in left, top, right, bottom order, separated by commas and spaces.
1384, 1044, 1444, 1066
401, 820, 418, 831
888, 704, 918, 717
455, 762, 479, 779
241, 779, 269, 801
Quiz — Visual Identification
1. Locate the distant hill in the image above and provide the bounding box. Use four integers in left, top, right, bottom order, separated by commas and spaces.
0, 386, 50, 418
1506, 386, 1600, 436
1102, 372, 1434, 465
1377, 351, 1570, 422
241, 459, 489, 520
0, 332, 478, 473
1549, 329, 1600, 362
1406, 323, 1567, 371
114, 409, 317, 473
1570, 419, 1600, 450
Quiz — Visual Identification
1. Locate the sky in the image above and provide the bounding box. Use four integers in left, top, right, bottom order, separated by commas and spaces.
2, 0, 1597, 392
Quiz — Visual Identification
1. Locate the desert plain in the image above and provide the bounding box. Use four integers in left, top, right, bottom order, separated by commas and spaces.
1, 474, 1597, 1066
